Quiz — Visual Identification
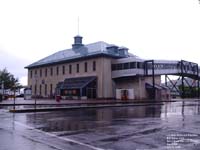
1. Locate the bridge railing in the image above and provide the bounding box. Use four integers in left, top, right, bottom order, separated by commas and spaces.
145, 60, 199, 77
111, 59, 200, 78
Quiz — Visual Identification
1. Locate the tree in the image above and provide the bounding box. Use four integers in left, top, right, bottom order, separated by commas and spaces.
0, 68, 21, 90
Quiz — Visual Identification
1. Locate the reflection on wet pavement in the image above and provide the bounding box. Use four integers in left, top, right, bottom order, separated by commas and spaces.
4, 100, 200, 150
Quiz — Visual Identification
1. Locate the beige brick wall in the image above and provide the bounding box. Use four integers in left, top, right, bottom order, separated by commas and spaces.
102, 57, 113, 98
28, 57, 114, 98
27, 57, 162, 100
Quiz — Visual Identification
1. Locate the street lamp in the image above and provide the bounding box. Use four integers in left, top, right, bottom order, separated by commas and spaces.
13, 84, 16, 110
34, 74, 38, 111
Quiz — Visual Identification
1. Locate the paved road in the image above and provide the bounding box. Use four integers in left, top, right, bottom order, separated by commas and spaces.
0, 100, 200, 150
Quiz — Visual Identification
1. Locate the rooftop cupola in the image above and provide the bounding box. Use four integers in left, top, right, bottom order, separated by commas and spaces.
72, 35, 84, 49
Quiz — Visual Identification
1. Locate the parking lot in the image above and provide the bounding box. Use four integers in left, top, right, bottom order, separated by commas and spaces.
0, 100, 200, 150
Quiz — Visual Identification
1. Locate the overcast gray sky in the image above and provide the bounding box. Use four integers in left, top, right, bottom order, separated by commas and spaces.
0, 0, 200, 85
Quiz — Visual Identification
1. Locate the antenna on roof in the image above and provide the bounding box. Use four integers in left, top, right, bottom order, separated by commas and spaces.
72, 17, 84, 49
77, 16, 80, 35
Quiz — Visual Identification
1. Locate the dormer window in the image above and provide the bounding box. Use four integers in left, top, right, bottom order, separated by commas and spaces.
106, 45, 119, 54
107, 45, 129, 56
118, 47, 128, 56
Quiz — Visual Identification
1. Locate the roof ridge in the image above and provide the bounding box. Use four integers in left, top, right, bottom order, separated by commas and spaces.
55, 41, 109, 53
25, 41, 129, 68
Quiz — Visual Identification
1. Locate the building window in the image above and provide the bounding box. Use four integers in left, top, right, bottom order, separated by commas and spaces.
35, 70, 37, 75
56, 66, 59, 75
116, 64, 123, 70
45, 68, 47, 77
50, 67, 53, 76
77, 64, 79, 73
123, 63, 129, 69
62, 66, 65, 75
40, 69, 42, 77
137, 62, 144, 69
111, 64, 116, 71
35, 84, 37, 95
45, 84, 47, 96
39, 84, 42, 96
30, 70, 32, 78
69, 64, 72, 74
50, 84, 53, 96
130, 62, 136, 69
93, 61, 96, 71
84, 62, 87, 72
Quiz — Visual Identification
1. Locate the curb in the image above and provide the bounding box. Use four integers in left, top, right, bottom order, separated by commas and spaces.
1, 100, 176, 106
9, 103, 164, 113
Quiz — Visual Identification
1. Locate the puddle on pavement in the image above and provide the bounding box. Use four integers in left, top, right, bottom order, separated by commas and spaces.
13, 101, 200, 134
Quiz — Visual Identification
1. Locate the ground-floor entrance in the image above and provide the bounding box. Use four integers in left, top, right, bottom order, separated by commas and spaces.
56, 76, 97, 99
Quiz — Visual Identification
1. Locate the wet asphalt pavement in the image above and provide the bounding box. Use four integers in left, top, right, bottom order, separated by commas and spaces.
0, 100, 200, 150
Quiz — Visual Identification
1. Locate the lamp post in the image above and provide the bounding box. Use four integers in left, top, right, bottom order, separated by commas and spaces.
34, 74, 38, 111
13, 84, 16, 110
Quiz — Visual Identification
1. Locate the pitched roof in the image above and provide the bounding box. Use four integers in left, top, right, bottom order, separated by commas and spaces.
25, 41, 130, 68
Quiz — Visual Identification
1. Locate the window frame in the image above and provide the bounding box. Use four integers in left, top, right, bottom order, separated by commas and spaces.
93, 61, 96, 71
84, 62, 87, 72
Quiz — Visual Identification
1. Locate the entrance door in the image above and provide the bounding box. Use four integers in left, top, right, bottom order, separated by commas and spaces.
87, 88, 96, 99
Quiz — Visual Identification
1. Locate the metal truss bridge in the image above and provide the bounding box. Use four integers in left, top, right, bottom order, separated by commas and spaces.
112, 58, 200, 98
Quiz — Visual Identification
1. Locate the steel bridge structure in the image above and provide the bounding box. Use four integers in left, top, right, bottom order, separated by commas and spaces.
112, 57, 200, 99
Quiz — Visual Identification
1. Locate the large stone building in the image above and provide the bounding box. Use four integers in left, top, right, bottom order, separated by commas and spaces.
25, 35, 167, 100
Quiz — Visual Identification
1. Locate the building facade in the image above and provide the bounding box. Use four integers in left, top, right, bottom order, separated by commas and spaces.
27, 57, 114, 99
26, 35, 170, 100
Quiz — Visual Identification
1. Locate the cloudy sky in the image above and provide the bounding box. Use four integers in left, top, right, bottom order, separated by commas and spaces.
0, 0, 200, 85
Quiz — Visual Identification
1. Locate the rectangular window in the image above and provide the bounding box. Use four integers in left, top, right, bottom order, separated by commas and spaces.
45, 68, 47, 77
69, 65, 72, 74
116, 64, 123, 70
93, 61, 96, 71
111, 64, 116, 71
140, 62, 144, 69
39, 84, 42, 95
62, 66, 65, 75
77, 64, 79, 73
137, 62, 144, 69
123, 63, 129, 69
50, 84, 53, 96
84, 62, 87, 72
35, 84, 37, 95
130, 62, 136, 69
50, 67, 53, 76
35, 70, 37, 75
40, 69, 42, 77
45, 84, 47, 96
30, 70, 32, 78
56, 66, 59, 75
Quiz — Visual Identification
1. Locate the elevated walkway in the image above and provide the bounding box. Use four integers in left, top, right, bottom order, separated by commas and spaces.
112, 58, 199, 79
112, 58, 200, 98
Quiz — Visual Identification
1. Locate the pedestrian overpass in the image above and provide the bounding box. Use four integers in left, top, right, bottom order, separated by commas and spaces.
112, 57, 200, 98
